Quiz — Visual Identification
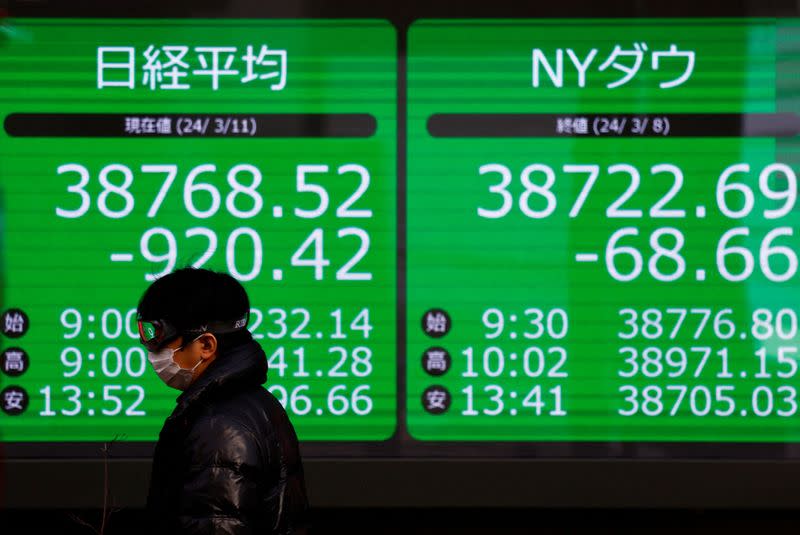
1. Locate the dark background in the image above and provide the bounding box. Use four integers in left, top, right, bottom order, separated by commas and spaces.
3, 0, 800, 532
5, 507, 800, 533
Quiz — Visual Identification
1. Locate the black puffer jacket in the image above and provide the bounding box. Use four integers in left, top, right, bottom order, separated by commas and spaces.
147, 339, 309, 534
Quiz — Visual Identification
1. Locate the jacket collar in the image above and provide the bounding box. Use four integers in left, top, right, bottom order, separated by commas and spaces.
170, 338, 268, 421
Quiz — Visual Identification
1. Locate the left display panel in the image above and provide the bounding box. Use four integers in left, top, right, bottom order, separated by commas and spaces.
0, 19, 398, 442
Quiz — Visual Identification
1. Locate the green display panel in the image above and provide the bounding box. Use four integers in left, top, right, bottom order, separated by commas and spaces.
408, 19, 800, 441
0, 19, 397, 441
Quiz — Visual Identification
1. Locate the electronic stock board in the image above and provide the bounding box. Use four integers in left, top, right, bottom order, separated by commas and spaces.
2, 18, 800, 456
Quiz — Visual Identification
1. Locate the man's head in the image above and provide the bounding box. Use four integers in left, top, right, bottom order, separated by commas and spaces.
137, 268, 251, 389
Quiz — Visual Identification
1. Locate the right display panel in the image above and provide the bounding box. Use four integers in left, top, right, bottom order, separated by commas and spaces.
406, 19, 800, 441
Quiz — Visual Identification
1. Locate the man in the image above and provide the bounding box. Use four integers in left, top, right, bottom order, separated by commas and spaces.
137, 267, 309, 534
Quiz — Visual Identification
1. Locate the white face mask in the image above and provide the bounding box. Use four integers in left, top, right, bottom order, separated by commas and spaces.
148, 336, 203, 391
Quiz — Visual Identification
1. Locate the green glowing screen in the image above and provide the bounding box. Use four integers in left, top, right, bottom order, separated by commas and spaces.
3, 18, 800, 447
407, 19, 800, 441
0, 19, 397, 441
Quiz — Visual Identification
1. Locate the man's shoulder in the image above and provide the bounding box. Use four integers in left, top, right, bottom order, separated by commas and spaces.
191, 384, 286, 437
182, 391, 269, 466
